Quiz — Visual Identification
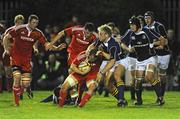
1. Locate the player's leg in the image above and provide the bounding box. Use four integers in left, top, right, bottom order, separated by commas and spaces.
12, 66, 22, 106
75, 80, 86, 105
79, 80, 97, 107
145, 63, 164, 106
21, 73, 32, 98
128, 57, 137, 101
59, 75, 78, 107
106, 79, 120, 101
134, 69, 144, 105
114, 64, 127, 107
158, 55, 170, 99
130, 78, 135, 101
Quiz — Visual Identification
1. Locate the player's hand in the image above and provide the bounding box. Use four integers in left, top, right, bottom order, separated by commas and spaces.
128, 47, 135, 53
80, 67, 91, 75
33, 48, 39, 55
2, 50, 10, 58
155, 45, 164, 49
44, 42, 53, 51
57, 43, 67, 51
96, 51, 103, 56
96, 72, 103, 83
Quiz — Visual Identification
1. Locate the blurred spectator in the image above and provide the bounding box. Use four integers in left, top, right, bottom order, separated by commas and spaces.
0, 22, 6, 93
53, 25, 60, 34
44, 24, 53, 41
175, 55, 180, 90
107, 22, 121, 42
37, 54, 65, 90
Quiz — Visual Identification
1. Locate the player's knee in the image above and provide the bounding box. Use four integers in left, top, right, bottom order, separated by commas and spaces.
130, 79, 135, 87
145, 73, 154, 82
21, 74, 31, 88
13, 71, 21, 86
87, 80, 97, 90
61, 82, 70, 91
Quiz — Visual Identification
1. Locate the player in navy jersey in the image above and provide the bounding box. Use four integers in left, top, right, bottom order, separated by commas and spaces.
144, 11, 170, 103
120, 15, 145, 103
120, 28, 137, 102
126, 16, 165, 105
88, 24, 128, 107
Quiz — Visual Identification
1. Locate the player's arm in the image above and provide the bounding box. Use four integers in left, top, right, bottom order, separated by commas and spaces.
100, 59, 116, 75
3, 33, 12, 54
49, 43, 67, 51
86, 39, 99, 55
33, 41, 39, 54
121, 43, 134, 53
100, 46, 117, 74
70, 63, 89, 75
148, 29, 167, 47
96, 50, 110, 60
50, 30, 65, 45
158, 25, 168, 46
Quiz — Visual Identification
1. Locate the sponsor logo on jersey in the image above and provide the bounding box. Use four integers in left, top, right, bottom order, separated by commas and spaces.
21, 36, 34, 42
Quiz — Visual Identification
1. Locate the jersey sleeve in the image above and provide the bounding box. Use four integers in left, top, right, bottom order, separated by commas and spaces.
8, 28, 17, 37
144, 28, 160, 43
72, 52, 85, 66
121, 29, 132, 46
109, 46, 118, 59
38, 31, 47, 45
158, 24, 167, 38
72, 57, 80, 66
92, 39, 101, 47
64, 27, 73, 37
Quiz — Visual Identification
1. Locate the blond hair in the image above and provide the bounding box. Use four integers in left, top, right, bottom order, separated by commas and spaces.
14, 14, 24, 23
98, 24, 112, 36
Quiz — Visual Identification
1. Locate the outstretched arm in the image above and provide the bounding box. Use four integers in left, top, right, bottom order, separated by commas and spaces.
50, 30, 65, 45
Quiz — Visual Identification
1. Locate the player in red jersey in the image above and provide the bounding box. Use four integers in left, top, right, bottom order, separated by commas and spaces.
3, 14, 25, 92
3, 14, 52, 106
49, 22, 96, 65
49, 22, 97, 104
59, 49, 105, 107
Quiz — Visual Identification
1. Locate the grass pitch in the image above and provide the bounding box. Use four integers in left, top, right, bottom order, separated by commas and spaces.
0, 91, 180, 119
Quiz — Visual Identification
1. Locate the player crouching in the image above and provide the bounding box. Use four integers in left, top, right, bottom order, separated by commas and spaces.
59, 48, 103, 107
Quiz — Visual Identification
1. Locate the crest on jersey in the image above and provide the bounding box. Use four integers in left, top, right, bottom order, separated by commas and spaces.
150, 26, 155, 30
131, 36, 135, 40
142, 35, 146, 39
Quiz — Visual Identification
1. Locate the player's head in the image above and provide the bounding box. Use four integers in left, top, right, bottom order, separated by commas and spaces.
107, 22, 115, 30
14, 14, 24, 26
144, 11, 155, 25
107, 22, 120, 37
137, 15, 144, 27
98, 24, 112, 42
28, 14, 39, 30
129, 16, 141, 32
84, 22, 95, 38
87, 48, 98, 63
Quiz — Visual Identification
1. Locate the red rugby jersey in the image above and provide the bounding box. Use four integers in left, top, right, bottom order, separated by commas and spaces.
9, 24, 47, 58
